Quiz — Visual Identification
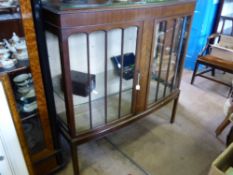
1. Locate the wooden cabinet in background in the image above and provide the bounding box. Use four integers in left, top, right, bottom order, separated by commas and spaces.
0, 0, 63, 174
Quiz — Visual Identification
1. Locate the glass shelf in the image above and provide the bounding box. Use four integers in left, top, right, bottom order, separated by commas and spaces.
53, 69, 133, 106
21, 111, 38, 121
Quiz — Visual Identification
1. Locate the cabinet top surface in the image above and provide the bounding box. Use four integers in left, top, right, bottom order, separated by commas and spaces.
42, 0, 196, 13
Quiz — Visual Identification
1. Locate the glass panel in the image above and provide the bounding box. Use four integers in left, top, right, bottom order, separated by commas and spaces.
147, 21, 167, 105
63, 27, 138, 133
166, 17, 184, 96
68, 33, 91, 133
89, 31, 105, 128
22, 117, 45, 154
170, 17, 185, 92
172, 17, 192, 90
107, 27, 137, 121
160, 19, 176, 98
147, 17, 188, 106
121, 27, 137, 116
107, 29, 121, 122
46, 32, 67, 125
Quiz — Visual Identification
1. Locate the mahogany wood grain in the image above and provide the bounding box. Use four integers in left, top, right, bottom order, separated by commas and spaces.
19, 0, 54, 152
136, 19, 154, 112
199, 55, 233, 72
43, 2, 195, 28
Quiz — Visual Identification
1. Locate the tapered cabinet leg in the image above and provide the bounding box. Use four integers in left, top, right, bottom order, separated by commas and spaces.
170, 95, 179, 124
70, 142, 80, 175
191, 61, 199, 85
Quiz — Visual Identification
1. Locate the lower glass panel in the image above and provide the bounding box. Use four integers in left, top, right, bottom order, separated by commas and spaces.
46, 31, 68, 125
22, 116, 45, 154
120, 88, 133, 116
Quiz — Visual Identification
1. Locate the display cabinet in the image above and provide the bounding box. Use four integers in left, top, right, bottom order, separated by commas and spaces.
42, 0, 195, 174
0, 74, 34, 175
0, 0, 62, 174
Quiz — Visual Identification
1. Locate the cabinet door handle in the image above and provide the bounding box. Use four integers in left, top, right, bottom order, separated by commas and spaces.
136, 72, 141, 91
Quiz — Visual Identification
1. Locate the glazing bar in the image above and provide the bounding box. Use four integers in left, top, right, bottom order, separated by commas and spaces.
118, 29, 124, 119
155, 21, 167, 101
171, 17, 187, 91
87, 34, 93, 129
104, 31, 108, 124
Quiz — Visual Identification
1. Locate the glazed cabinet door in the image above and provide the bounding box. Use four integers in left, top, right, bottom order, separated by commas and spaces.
46, 22, 142, 135
147, 16, 192, 107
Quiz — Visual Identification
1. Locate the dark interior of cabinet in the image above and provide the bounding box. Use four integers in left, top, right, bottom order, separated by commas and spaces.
0, 6, 24, 40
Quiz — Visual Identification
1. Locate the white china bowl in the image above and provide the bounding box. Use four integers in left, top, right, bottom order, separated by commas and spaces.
13, 73, 31, 83
20, 89, 35, 100
23, 101, 38, 113
1, 59, 15, 69
17, 86, 32, 94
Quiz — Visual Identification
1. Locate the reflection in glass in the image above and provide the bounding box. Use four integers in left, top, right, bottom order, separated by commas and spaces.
65, 27, 138, 133
172, 17, 191, 91
46, 32, 68, 125
89, 31, 105, 128
148, 17, 187, 106
47, 26, 138, 134
148, 21, 167, 105
68, 33, 91, 132
107, 29, 121, 122
121, 27, 137, 116
107, 27, 137, 120
22, 117, 45, 154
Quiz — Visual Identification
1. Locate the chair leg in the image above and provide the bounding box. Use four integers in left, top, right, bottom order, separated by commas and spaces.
211, 68, 215, 77
191, 61, 199, 85
228, 80, 233, 98
170, 94, 179, 124
229, 87, 233, 98
215, 114, 231, 136
70, 142, 80, 175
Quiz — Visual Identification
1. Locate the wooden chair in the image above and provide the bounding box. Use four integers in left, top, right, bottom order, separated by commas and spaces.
216, 90, 233, 137
191, 33, 233, 96
191, 33, 233, 136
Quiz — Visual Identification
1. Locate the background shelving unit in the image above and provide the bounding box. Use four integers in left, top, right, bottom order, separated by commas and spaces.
0, 0, 63, 174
